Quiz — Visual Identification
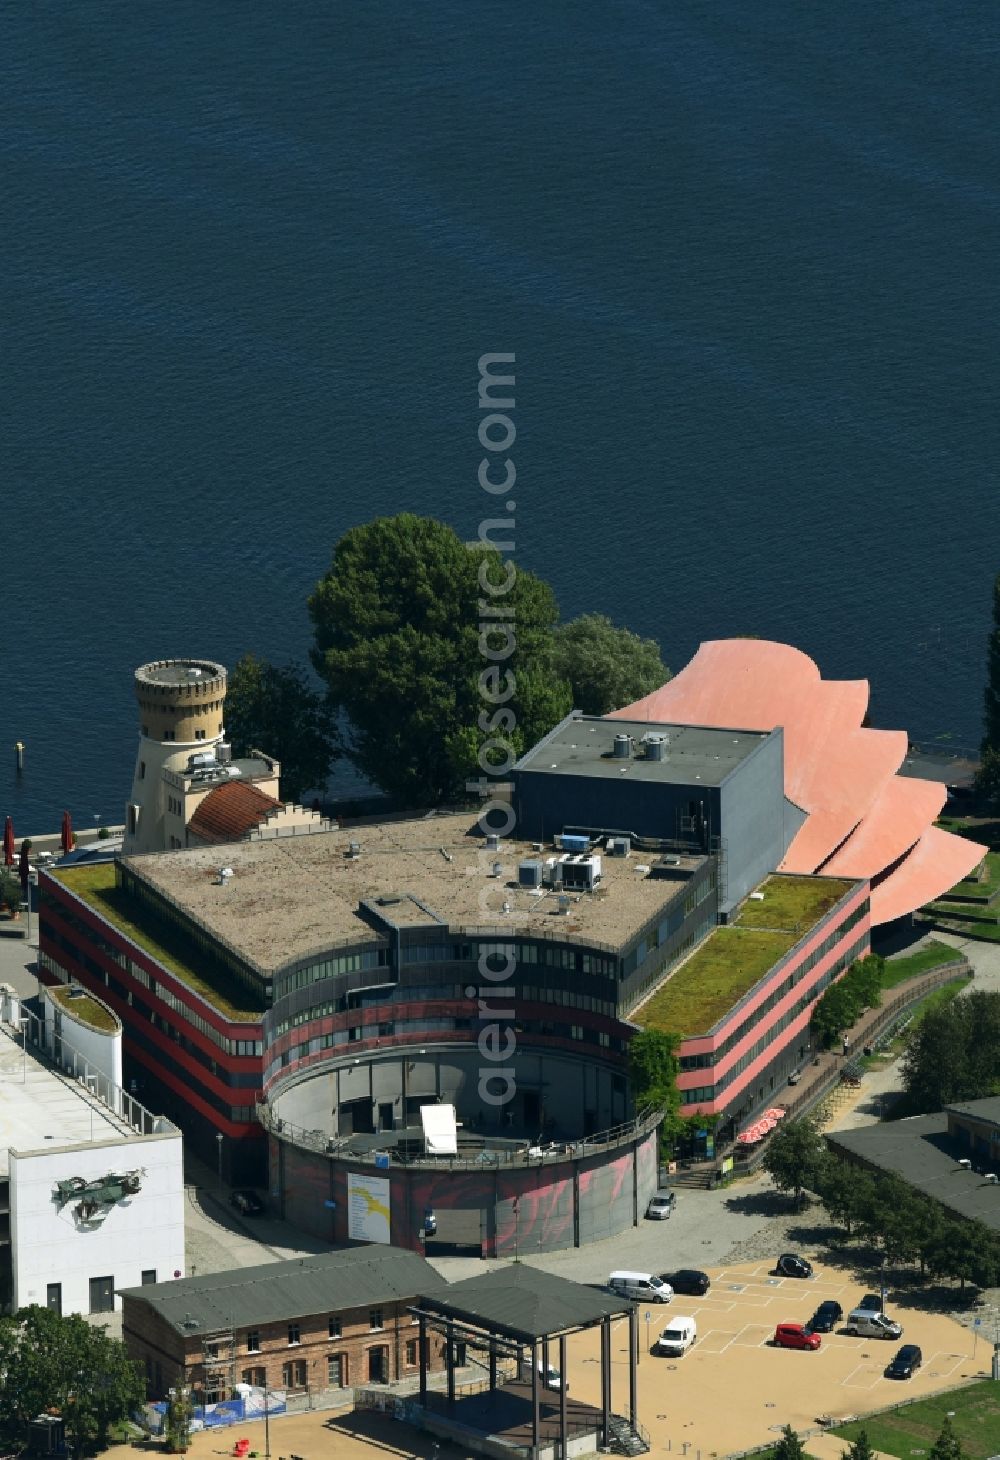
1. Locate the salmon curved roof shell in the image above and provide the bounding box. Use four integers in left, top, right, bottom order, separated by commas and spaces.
870, 825, 985, 925
820, 777, 948, 879
613, 638, 986, 924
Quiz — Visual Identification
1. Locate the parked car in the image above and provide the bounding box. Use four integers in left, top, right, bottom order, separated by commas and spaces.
856, 1292, 883, 1311
846, 1308, 902, 1340
230, 1189, 264, 1216
773, 1322, 821, 1351
809, 1300, 843, 1333
608, 1271, 673, 1302
655, 1316, 697, 1356
663, 1269, 711, 1296
885, 1344, 922, 1380
776, 1253, 813, 1278
646, 1190, 677, 1220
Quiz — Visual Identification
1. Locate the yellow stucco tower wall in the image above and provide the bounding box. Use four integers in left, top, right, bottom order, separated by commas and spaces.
123, 660, 228, 855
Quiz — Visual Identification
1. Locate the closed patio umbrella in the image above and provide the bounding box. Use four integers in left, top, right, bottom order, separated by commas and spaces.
60, 810, 73, 854
18, 840, 30, 892
2, 816, 13, 866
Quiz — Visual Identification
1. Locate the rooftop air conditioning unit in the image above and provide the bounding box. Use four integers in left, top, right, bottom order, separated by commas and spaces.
612, 733, 632, 760
485, 834, 501, 851
557, 834, 590, 854
957, 1158, 972, 1170
518, 860, 543, 888
561, 855, 602, 891
607, 837, 631, 857
985, 1172, 999, 1184
490, 860, 504, 878
348, 841, 361, 858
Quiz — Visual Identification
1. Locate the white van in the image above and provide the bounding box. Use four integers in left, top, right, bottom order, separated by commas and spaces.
655, 1316, 697, 1356
608, 1271, 673, 1303
845, 1308, 902, 1340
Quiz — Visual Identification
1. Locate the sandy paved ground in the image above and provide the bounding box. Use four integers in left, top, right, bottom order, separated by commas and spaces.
102, 1257, 984, 1460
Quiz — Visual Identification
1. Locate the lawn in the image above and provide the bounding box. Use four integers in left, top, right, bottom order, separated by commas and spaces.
48, 984, 119, 1032
735, 874, 854, 932
880, 939, 965, 991
635, 875, 855, 1036
635, 926, 796, 1035
52, 865, 265, 1020
832, 1379, 1000, 1460
935, 851, 1000, 905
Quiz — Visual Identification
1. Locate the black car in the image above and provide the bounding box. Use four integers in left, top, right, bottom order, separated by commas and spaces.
663, 1269, 711, 1296
809, 1300, 843, 1333
776, 1253, 813, 1278
885, 1344, 922, 1380
856, 1292, 882, 1312
230, 1189, 264, 1216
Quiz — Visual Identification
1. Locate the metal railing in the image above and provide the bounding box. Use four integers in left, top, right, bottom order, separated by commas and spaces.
258, 1101, 663, 1169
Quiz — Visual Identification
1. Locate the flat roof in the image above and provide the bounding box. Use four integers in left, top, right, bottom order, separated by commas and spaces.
90, 814, 688, 974
0, 1026, 138, 1175
515, 714, 770, 788
417, 1264, 632, 1342
827, 1115, 1000, 1232
119, 1246, 445, 1334
633, 874, 855, 1036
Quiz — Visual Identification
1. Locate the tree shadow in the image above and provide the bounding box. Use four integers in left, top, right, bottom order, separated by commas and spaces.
723, 1189, 799, 1218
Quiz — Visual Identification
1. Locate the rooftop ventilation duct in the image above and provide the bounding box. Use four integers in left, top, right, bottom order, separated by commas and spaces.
613, 733, 632, 759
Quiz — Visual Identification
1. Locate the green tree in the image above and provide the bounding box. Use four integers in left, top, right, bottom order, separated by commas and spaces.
929, 1416, 964, 1460
901, 991, 1000, 1112
309, 514, 572, 806
0, 1306, 143, 1449
773, 1425, 806, 1460
628, 1029, 684, 1155
975, 744, 1000, 808
762, 1115, 824, 1208
552, 613, 669, 715
164, 1385, 193, 1454
817, 1154, 875, 1238
842, 1429, 876, 1460
224, 654, 339, 804
811, 979, 859, 1047
851, 954, 885, 1010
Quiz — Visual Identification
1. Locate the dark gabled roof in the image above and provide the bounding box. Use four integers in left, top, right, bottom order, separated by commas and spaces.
827, 1116, 1000, 1232
417, 1264, 631, 1343
118, 1246, 445, 1335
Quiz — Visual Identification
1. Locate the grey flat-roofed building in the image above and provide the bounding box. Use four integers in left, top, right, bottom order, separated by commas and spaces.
513, 713, 805, 913
827, 1101, 1000, 1232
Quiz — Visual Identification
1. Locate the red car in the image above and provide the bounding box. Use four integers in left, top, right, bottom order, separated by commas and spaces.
773, 1322, 821, 1351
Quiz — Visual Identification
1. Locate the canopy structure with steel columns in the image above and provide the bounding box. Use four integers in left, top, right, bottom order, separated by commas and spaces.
411, 1265, 640, 1460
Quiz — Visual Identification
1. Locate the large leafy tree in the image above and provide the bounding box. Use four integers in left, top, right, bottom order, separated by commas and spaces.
553, 613, 669, 715
224, 654, 339, 804
308, 514, 571, 805
628, 1029, 684, 1152
0, 1306, 143, 1450
901, 990, 1000, 1112
762, 1115, 825, 1208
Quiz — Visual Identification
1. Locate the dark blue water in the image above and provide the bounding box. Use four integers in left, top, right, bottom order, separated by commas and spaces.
4, 2, 999, 832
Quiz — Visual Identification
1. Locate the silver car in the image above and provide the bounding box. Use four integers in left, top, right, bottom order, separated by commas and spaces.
646, 1190, 676, 1221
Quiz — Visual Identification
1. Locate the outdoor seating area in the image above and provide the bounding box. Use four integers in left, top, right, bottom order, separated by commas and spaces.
736, 1106, 787, 1146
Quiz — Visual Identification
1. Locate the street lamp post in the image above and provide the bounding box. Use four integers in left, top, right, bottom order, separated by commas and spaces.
20, 1017, 30, 1083
215, 1132, 224, 1193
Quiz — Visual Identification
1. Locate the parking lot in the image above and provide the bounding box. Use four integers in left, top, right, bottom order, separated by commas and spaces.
553, 1257, 984, 1457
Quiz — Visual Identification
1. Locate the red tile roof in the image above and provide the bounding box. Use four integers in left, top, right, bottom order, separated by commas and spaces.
188, 781, 283, 845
